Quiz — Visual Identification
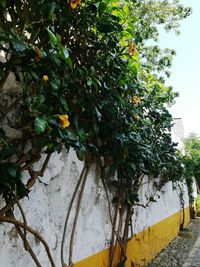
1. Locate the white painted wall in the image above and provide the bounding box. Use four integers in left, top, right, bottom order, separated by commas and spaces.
0, 148, 190, 267
0, 149, 112, 266
133, 177, 189, 234
0, 72, 191, 266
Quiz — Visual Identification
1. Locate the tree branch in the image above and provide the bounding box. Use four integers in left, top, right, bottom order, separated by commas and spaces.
0, 216, 56, 267
61, 161, 87, 267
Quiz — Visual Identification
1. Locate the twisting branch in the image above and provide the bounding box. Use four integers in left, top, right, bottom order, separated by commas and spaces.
16, 225, 42, 267
68, 160, 91, 266
10, 210, 42, 267
14, 196, 28, 249
175, 182, 185, 231
0, 153, 51, 217
120, 205, 132, 264
60, 161, 87, 267
115, 203, 126, 265
108, 173, 146, 267
27, 153, 52, 188
100, 165, 115, 225
0, 62, 11, 93
99, 165, 122, 267
15, 225, 42, 267
0, 216, 56, 267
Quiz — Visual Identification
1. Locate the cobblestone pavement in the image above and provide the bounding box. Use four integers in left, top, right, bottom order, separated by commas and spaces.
183, 235, 200, 267
148, 218, 200, 267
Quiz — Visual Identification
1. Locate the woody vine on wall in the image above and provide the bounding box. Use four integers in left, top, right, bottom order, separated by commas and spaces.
0, 0, 191, 266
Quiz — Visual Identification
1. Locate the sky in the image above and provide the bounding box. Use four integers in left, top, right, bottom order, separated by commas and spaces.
158, 0, 200, 137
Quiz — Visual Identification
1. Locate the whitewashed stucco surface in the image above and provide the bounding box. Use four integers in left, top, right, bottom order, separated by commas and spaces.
0, 49, 192, 267
0, 147, 190, 267
0, 149, 112, 267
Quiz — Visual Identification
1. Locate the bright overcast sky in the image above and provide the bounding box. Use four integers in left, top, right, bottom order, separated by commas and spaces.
158, 0, 200, 137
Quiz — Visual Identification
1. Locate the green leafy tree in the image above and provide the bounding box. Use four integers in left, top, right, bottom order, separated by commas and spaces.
0, 0, 190, 200
184, 133, 200, 188
0, 0, 191, 266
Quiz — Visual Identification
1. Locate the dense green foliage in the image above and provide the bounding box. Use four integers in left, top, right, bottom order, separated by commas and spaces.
0, 1, 192, 266
0, 0, 191, 203
183, 134, 200, 195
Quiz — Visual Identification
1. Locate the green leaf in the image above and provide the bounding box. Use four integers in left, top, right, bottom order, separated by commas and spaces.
78, 128, 86, 142
130, 162, 136, 171
76, 146, 86, 161
47, 142, 62, 153
87, 79, 92, 86
35, 117, 47, 134
16, 182, 29, 198
59, 96, 69, 111
0, 0, 6, 7
123, 6, 129, 16
126, 27, 135, 37
95, 107, 102, 121
41, 2, 56, 18
98, 2, 107, 15
47, 28, 57, 46
36, 136, 50, 149
65, 130, 77, 141
0, 145, 16, 160
6, 163, 17, 178
97, 21, 117, 33
12, 40, 27, 52
31, 71, 39, 81
66, 57, 73, 70
141, 119, 152, 126
93, 123, 99, 134
50, 79, 60, 91
59, 46, 69, 60
0, 128, 5, 138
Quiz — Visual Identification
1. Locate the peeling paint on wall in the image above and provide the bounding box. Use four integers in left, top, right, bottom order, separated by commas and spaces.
0, 147, 190, 267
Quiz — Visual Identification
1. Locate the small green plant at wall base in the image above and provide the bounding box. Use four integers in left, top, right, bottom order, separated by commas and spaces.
0, 0, 191, 266
196, 194, 200, 215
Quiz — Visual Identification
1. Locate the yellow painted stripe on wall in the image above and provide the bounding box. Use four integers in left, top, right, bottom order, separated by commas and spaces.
75, 207, 190, 267
126, 207, 190, 266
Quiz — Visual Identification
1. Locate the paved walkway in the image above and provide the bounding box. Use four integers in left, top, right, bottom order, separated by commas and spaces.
183, 235, 200, 267
148, 218, 200, 267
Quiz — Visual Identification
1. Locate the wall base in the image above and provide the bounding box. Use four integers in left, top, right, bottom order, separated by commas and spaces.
75, 207, 190, 267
